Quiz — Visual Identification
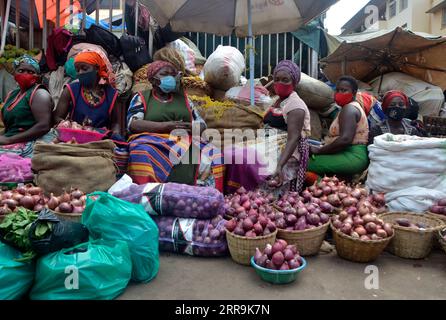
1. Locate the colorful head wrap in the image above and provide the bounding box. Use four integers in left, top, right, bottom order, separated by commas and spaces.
13, 54, 40, 73
382, 90, 409, 111
153, 47, 186, 75
74, 51, 109, 82
147, 61, 177, 81
273, 60, 301, 85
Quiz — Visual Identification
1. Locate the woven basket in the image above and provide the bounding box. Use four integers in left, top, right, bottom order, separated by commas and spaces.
226, 229, 277, 265
438, 229, 446, 255
50, 209, 82, 223
277, 222, 330, 256
380, 212, 444, 259
426, 212, 446, 225
331, 223, 393, 263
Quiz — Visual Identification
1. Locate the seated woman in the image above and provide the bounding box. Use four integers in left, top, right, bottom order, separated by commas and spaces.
0, 55, 54, 158
225, 60, 311, 193
308, 76, 369, 177
368, 90, 425, 144
54, 52, 122, 135
127, 61, 223, 190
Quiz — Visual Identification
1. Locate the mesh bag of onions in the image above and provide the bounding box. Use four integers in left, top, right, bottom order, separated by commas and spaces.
111, 182, 225, 219
0, 154, 33, 183
154, 215, 228, 257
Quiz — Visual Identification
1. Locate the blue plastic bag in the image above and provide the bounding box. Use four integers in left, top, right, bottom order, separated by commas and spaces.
30, 239, 132, 300
82, 192, 159, 283
0, 242, 35, 300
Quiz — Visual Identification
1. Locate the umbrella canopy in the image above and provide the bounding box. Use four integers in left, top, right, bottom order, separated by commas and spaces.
320, 27, 446, 90
141, 0, 337, 37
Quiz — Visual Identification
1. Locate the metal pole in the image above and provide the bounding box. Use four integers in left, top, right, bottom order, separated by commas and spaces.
236, 36, 239, 50
276, 33, 279, 66
307, 46, 311, 76
204, 34, 207, 57
220, 35, 223, 45
0, 0, 11, 55
284, 33, 287, 61
56, 0, 60, 28
121, 0, 126, 34
43, 0, 47, 51
292, 35, 295, 62
260, 35, 263, 77
0, 0, 4, 38
268, 34, 271, 74
148, 15, 153, 56
82, 0, 86, 31
29, 0, 34, 49
299, 41, 303, 69
15, 0, 20, 48
248, 0, 255, 105
213, 34, 215, 51
95, 0, 99, 25
196, 33, 199, 50
135, 0, 138, 37
109, 0, 113, 32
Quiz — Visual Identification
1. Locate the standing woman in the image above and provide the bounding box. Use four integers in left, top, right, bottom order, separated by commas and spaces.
54, 51, 122, 134
308, 76, 369, 177
265, 60, 311, 192
0, 55, 54, 157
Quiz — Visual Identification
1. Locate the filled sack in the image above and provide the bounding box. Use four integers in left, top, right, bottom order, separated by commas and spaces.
32, 140, 117, 195
204, 46, 245, 91
296, 72, 334, 112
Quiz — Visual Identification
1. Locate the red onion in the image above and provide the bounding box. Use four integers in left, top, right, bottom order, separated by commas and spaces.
19, 196, 35, 210
72, 206, 84, 214
59, 202, 73, 213
272, 251, 285, 267
225, 219, 237, 232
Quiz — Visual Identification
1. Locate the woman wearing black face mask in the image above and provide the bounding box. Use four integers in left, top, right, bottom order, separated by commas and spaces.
368, 90, 424, 144
54, 52, 122, 135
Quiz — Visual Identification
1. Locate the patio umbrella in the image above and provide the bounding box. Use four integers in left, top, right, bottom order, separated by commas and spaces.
142, 0, 337, 104
320, 27, 446, 91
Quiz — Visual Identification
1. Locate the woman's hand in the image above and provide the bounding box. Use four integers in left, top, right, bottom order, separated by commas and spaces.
0, 135, 11, 145
269, 166, 284, 188
165, 121, 191, 133
310, 145, 321, 155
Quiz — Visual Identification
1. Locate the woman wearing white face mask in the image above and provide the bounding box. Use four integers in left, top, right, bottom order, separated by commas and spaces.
126, 60, 224, 190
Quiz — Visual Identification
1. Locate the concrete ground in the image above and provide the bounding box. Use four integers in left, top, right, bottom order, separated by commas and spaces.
119, 248, 446, 300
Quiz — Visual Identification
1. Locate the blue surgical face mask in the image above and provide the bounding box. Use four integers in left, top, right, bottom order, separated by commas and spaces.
158, 75, 177, 93
77, 70, 97, 88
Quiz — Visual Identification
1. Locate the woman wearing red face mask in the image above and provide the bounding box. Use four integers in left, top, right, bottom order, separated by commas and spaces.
263, 60, 311, 192
308, 76, 369, 177
0, 55, 54, 158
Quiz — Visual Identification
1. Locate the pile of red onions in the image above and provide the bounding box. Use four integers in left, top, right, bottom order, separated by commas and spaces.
274, 191, 331, 231
57, 120, 96, 131
254, 239, 303, 270
0, 185, 86, 216
331, 203, 394, 241
225, 213, 276, 238
223, 187, 275, 219
430, 199, 446, 216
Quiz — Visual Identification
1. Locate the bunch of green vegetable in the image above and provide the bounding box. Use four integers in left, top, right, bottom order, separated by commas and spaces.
0, 208, 53, 262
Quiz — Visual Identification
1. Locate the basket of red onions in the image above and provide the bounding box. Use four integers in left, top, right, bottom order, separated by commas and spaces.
251, 240, 307, 285
57, 120, 106, 144
330, 203, 395, 263
428, 198, 446, 223
380, 212, 444, 259
46, 189, 87, 223
273, 191, 332, 256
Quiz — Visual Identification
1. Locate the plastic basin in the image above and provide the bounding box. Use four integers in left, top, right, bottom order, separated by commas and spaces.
250, 256, 307, 285
57, 128, 106, 144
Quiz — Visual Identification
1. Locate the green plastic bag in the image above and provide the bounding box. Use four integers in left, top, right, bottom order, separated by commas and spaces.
30, 239, 132, 300
82, 192, 159, 283
0, 242, 35, 300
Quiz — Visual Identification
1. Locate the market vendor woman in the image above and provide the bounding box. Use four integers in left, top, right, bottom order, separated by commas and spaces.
0, 55, 54, 157
54, 51, 121, 134
265, 60, 311, 192
368, 90, 425, 144
127, 60, 223, 190
308, 76, 369, 177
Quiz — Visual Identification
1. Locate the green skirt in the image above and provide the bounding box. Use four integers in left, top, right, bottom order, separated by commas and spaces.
307, 144, 369, 176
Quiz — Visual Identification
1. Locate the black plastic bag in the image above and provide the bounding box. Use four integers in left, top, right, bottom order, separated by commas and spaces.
120, 35, 152, 72
29, 209, 89, 256
85, 25, 122, 58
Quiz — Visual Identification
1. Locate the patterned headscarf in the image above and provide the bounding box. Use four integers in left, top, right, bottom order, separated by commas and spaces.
147, 61, 177, 81
382, 90, 409, 111
13, 54, 40, 73
153, 47, 186, 75
273, 60, 301, 85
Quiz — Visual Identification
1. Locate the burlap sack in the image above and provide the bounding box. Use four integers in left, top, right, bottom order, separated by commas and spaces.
32, 140, 117, 195
197, 104, 264, 135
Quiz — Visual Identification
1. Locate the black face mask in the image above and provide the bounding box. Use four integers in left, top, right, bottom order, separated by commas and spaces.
387, 107, 406, 121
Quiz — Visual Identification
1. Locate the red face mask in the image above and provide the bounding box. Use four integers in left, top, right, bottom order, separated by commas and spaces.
274, 83, 294, 99
334, 92, 354, 107
14, 73, 39, 91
